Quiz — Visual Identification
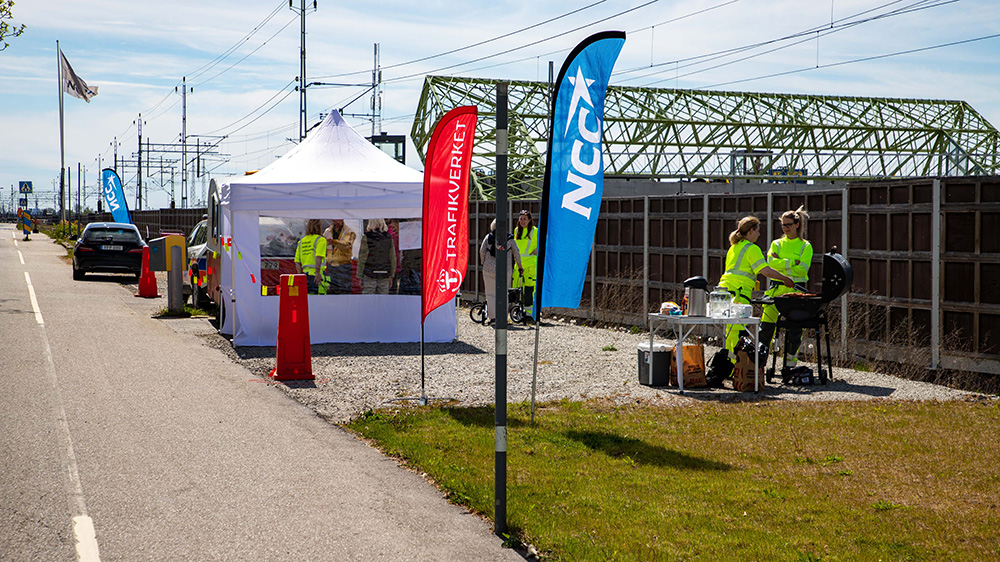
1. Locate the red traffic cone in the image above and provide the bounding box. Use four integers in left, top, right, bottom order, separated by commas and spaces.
136, 246, 160, 298
270, 274, 313, 381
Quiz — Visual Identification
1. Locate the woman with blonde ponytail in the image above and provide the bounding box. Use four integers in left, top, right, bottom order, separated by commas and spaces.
707, 216, 793, 387
760, 206, 813, 378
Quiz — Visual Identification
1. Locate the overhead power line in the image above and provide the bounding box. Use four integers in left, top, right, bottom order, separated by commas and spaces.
382, 0, 661, 84
137, 0, 291, 123
213, 83, 299, 137
617, 0, 947, 77
439, 0, 742, 82
698, 31, 1000, 90
188, 0, 287, 81
310, 0, 612, 81
193, 14, 298, 88
124, 0, 722, 165
622, 0, 955, 86
202, 79, 299, 136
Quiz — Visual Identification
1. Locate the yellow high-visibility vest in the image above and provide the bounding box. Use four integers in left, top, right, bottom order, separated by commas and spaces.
767, 236, 812, 284
720, 239, 766, 296
294, 234, 327, 275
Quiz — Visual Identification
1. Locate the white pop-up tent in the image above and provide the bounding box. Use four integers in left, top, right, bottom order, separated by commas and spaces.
213, 110, 456, 346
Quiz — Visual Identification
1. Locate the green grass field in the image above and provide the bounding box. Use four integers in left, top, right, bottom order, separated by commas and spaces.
346, 399, 1000, 561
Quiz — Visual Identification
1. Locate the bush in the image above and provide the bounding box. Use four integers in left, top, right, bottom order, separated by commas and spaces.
43, 220, 81, 242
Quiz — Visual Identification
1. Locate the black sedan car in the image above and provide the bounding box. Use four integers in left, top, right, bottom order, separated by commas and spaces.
73, 222, 146, 280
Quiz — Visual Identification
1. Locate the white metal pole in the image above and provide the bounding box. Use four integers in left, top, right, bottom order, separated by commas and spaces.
57, 41, 66, 224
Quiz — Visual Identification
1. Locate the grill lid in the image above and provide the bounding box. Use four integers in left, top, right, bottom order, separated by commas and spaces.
820, 251, 852, 304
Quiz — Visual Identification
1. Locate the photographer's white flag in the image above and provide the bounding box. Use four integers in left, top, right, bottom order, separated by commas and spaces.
59, 50, 98, 102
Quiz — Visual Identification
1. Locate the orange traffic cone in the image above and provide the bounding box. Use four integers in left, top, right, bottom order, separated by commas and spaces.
270, 274, 313, 380
136, 246, 160, 298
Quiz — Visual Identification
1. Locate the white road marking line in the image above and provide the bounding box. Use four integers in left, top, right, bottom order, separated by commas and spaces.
35, 297, 103, 562
73, 516, 101, 562
24, 272, 44, 325
17, 229, 98, 559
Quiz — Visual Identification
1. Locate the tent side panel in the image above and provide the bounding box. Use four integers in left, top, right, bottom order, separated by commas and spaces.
233, 296, 456, 345
229, 210, 456, 345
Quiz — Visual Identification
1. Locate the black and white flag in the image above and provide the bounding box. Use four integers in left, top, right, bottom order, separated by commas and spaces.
60, 50, 98, 102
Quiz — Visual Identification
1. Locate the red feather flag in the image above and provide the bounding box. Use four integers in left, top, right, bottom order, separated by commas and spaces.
421, 106, 478, 323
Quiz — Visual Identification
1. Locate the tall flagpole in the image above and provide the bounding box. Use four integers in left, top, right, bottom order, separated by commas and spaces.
419, 323, 426, 406
494, 81, 509, 538
57, 41, 66, 224
530, 60, 557, 424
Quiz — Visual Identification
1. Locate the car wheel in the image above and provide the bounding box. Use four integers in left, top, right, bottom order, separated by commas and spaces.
73, 264, 85, 280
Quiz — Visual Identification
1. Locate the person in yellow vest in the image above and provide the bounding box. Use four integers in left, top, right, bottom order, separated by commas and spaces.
760, 207, 813, 374
294, 219, 327, 294
707, 216, 793, 386
512, 210, 538, 317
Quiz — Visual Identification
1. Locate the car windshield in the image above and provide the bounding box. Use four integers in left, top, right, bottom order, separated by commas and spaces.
189, 223, 208, 246
85, 227, 140, 243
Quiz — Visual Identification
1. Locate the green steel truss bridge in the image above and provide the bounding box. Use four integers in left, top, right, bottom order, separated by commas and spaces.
411, 75, 1000, 200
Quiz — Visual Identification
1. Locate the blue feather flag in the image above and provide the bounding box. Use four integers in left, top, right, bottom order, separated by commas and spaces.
534, 31, 625, 316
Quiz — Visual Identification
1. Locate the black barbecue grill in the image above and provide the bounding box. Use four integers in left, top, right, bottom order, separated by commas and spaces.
754, 250, 853, 384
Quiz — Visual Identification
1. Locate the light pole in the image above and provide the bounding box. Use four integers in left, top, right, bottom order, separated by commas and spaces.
291, 0, 317, 141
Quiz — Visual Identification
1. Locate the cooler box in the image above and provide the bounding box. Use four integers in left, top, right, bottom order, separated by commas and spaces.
638, 342, 671, 386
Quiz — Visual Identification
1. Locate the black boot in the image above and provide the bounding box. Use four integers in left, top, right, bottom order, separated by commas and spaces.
705, 349, 733, 388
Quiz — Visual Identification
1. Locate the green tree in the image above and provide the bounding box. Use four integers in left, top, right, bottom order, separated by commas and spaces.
1, 0, 25, 52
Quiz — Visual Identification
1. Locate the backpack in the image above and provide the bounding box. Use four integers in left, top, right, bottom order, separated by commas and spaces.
364, 230, 393, 278
487, 232, 514, 257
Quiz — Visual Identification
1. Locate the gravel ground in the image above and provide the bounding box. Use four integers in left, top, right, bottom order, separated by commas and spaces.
53, 233, 996, 425
194, 302, 993, 424
73, 236, 989, 425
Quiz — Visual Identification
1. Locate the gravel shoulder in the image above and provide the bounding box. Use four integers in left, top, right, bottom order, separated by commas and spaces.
193, 303, 992, 424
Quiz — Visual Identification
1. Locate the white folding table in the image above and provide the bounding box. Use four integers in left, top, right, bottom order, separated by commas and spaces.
647, 313, 761, 393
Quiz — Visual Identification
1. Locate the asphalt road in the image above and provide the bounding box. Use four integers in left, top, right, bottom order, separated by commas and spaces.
0, 223, 522, 562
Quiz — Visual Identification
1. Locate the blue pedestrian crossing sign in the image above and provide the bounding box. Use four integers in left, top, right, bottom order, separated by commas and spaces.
19, 181, 32, 193
18, 197, 28, 207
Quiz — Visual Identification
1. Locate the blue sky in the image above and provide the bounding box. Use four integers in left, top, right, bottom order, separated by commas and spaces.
2, 0, 999, 212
